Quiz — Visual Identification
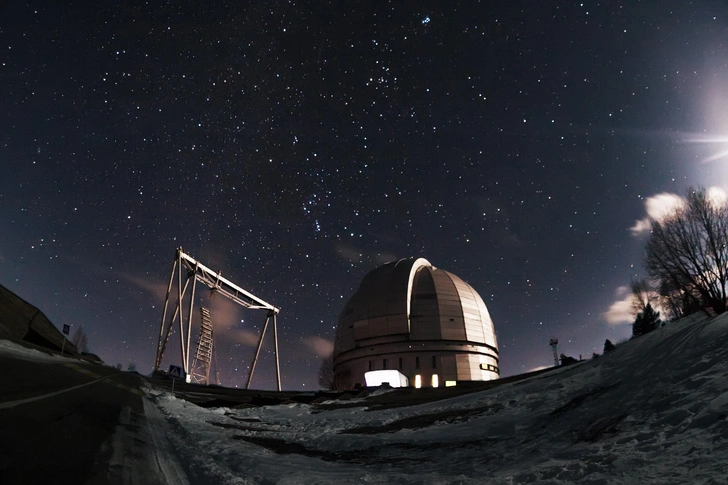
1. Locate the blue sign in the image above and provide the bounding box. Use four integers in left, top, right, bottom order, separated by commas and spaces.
168, 365, 184, 379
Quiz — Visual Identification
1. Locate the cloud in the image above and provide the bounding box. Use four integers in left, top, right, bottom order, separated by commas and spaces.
334, 244, 397, 267
602, 286, 633, 326
707, 186, 728, 206
630, 193, 685, 235
204, 295, 268, 348
335, 243, 363, 264
119, 272, 169, 301
303, 336, 334, 358
223, 329, 260, 347
373, 252, 398, 266
630, 218, 652, 235
631, 188, 728, 236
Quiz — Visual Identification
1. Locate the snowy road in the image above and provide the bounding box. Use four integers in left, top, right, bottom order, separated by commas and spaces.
0, 343, 186, 485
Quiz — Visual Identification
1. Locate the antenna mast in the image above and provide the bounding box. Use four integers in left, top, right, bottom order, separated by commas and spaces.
549, 337, 559, 367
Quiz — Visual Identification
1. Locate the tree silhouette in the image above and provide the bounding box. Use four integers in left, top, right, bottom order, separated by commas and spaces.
632, 303, 662, 338
645, 187, 728, 317
318, 354, 334, 390
603, 339, 615, 352
630, 278, 663, 316
71, 326, 89, 353
560, 353, 578, 366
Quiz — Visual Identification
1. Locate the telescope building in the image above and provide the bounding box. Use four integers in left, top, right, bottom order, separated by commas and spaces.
332, 258, 499, 389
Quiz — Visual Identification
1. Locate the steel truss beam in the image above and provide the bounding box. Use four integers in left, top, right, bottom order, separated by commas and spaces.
154, 248, 281, 390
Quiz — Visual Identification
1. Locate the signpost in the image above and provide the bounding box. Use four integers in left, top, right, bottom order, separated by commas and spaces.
168, 365, 184, 392
61, 324, 71, 357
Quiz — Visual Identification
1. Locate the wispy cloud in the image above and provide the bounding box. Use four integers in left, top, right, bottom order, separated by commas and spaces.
335, 243, 363, 264
630, 193, 685, 236
602, 286, 633, 326
631, 188, 728, 235
119, 272, 169, 301
303, 336, 334, 358
334, 243, 397, 267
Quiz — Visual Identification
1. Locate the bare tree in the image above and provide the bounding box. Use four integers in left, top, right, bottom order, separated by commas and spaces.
71, 326, 89, 353
318, 353, 335, 390
645, 188, 728, 317
630, 278, 655, 315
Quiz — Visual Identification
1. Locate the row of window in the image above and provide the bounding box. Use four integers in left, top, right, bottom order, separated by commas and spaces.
411, 374, 458, 388
368, 355, 438, 371
479, 363, 500, 374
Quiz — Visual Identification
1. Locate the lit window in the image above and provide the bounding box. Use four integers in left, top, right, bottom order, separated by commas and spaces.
445, 380, 457, 387
414, 374, 422, 388
431, 374, 439, 388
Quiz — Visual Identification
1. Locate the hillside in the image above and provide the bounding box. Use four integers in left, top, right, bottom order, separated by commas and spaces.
0, 283, 77, 354
2, 310, 726, 483
142, 310, 728, 484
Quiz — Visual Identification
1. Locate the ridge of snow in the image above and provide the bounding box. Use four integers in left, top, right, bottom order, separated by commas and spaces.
143, 312, 728, 483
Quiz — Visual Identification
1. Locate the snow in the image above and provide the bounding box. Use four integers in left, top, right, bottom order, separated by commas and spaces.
6, 312, 728, 483
137, 311, 728, 484
0, 339, 76, 363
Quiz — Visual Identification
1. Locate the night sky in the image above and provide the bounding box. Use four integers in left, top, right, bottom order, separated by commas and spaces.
2, 1, 728, 390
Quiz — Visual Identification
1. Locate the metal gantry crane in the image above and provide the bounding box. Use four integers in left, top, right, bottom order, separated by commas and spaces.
154, 248, 282, 390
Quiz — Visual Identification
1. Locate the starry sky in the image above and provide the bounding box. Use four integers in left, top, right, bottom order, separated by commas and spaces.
2, 1, 728, 390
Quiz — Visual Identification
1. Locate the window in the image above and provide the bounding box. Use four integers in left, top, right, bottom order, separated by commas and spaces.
368, 360, 372, 371
414, 374, 422, 389
431, 374, 439, 388
399, 357, 403, 369
415, 357, 420, 369
432, 356, 437, 368
479, 363, 500, 374
383, 358, 388, 370
445, 380, 457, 387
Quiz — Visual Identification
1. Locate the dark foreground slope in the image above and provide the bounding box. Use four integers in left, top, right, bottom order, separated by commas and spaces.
0, 352, 146, 485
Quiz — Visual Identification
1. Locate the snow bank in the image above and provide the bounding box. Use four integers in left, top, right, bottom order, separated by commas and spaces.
148, 312, 728, 484
0, 339, 76, 363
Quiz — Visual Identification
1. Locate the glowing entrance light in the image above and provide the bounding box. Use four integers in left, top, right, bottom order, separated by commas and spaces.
364, 370, 409, 388
414, 374, 422, 388
431, 374, 439, 388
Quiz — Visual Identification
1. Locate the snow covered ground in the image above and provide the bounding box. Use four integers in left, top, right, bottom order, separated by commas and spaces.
0, 339, 77, 363
143, 311, 728, 484
3, 313, 727, 483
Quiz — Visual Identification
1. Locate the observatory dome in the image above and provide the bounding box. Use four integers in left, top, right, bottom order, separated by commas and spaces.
333, 258, 499, 389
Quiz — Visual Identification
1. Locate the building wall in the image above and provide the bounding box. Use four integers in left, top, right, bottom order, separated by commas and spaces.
335, 345, 500, 389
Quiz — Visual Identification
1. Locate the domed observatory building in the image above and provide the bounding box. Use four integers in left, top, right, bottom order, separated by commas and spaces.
333, 258, 499, 389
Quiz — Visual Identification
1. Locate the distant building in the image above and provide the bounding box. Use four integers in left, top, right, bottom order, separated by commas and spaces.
333, 258, 499, 389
